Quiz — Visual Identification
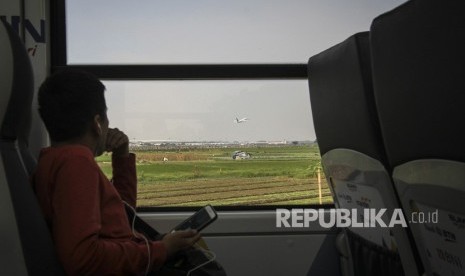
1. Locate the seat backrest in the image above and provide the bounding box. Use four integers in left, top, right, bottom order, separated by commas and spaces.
308, 32, 420, 276
371, 1, 465, 275
0, 16, 28, 276
0, 19, 64, 275
0, 18, 36, 175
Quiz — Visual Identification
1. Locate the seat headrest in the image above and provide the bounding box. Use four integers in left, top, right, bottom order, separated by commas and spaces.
0, 20, 14, 126
308, 32, 386, 163
371, 0, 465, 167
0, 19, 34, 142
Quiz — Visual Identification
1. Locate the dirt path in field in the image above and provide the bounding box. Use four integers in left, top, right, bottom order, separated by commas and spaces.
137, 177, 331, 206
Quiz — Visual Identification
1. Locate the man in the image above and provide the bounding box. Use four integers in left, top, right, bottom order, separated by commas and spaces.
33, 69, 200, 275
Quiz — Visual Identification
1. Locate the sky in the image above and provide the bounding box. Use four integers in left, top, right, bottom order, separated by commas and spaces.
66, 0, 407, 142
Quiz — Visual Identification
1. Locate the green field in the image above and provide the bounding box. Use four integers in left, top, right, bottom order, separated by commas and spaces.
96, 144, 332, 207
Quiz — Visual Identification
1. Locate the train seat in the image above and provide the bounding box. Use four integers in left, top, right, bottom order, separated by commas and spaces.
308, 32, 420, 276
371, 0, 465, 275
0, 19, 64, 275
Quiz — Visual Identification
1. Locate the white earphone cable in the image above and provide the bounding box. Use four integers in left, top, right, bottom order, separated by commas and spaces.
123, 201, 152, 276
186, 247, 217, 276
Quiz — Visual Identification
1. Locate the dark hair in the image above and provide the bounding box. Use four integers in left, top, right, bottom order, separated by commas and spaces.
38, 69, 107, 142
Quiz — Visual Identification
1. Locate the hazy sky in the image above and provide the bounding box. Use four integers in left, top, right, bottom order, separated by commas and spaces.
66, 0, 407, 142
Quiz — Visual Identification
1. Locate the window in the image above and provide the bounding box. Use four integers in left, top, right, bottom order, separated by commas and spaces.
54, 0, 407, 208
95, 80, 331, 207
64, 0, 406, 64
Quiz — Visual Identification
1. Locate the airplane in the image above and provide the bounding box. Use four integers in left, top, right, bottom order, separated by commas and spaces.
234, 117, 249, 123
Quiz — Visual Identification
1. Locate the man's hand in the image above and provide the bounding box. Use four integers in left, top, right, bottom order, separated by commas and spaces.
162, 230, 201, 258
106, 128, 129, 157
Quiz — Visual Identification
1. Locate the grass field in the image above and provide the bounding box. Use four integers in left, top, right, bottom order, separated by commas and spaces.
96, 144, 332, 207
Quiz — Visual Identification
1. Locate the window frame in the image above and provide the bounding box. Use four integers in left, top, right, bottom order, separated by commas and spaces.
50, 0, 332, 211
50, 0, 307, 80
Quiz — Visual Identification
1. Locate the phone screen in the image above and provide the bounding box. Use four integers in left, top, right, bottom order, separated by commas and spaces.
173, 205, 217, 232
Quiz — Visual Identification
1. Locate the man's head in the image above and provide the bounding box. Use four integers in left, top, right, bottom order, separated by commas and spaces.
38, 69, 108, 155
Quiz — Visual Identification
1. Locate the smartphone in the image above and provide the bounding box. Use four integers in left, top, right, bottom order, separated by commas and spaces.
172, 205, 217, 232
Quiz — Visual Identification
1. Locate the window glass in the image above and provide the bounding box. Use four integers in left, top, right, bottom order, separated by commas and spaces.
66, 0, 407, 64
95, 80, 331, 207
64, 0, 408, 207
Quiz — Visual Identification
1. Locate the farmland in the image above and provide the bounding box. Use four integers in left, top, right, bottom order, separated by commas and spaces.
96, 144, 332, 207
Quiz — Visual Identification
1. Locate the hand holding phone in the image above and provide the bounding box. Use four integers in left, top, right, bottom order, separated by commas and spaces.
172, 205, 217, 232
162, 229, 201, 257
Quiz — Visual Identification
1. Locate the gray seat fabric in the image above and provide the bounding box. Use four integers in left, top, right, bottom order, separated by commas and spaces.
371, 1, 465, 275
0, 16, 26, 276
0, 19, 64, 275
308, 32, 421, 276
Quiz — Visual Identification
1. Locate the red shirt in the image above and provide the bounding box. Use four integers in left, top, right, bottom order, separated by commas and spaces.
33, 145, 167, 275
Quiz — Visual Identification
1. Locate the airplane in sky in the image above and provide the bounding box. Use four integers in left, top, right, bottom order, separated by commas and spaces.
235, 117, 249, 123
